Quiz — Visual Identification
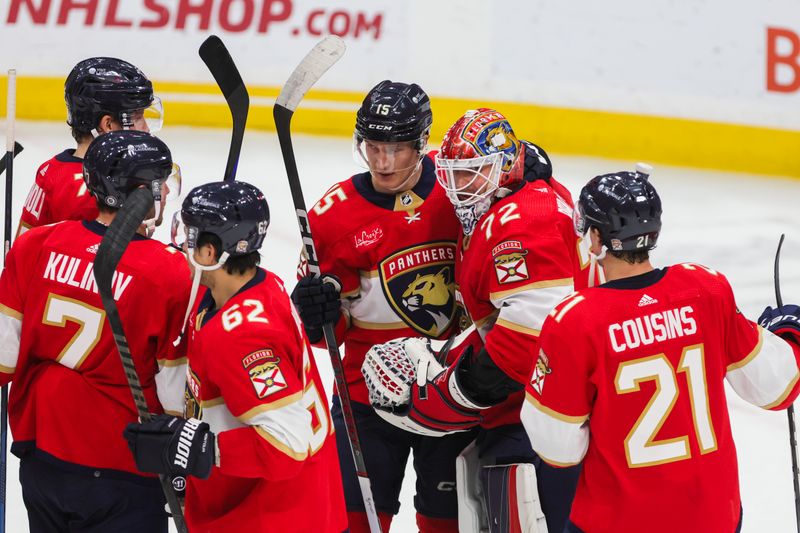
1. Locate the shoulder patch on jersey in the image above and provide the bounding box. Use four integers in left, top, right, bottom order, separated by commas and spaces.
379, 241, 457, 337
242, 348, 276, 369
245, 351, 287, 399
530, 349, 552, 395
492, 240, 530, 284
185, 367, 202, 419
353, 222, 384, 250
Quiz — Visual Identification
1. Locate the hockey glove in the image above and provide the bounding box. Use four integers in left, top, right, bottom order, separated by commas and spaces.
759, 304, 800, 346
123, 414, 215, 479
291, 274, 342, 343
362, 337, 486, 437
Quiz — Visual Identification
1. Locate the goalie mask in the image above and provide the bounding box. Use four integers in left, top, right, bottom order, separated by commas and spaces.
435, 109, 524, 235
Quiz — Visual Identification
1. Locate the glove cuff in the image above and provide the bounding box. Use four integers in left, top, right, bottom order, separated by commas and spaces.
447, 363, 491, 410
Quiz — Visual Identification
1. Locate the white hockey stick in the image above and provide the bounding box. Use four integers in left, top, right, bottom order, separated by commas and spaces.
273, 37, 384, 533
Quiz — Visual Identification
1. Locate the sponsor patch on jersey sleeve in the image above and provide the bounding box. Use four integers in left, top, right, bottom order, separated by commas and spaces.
492, 240, 530, 284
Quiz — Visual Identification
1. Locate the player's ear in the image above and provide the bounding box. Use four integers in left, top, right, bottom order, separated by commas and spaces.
96, 114, 117, 134
589, 227, 603, 255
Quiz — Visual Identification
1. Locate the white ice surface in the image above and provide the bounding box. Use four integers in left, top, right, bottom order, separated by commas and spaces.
2, 120, 799, 532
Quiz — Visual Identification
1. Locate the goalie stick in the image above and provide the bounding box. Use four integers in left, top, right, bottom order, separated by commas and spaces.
199, 35, 249, 182
773, 234, 800, 533
273, 36, 383, 533
93, 187, 188, 533
0, 69, 19, 533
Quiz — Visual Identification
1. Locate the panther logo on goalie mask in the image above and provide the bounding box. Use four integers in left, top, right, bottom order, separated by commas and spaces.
379, 242, 457, 337
460, 109, 520, 173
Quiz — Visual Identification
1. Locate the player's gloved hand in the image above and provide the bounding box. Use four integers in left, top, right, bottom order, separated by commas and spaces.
759, 304, 800, 345
362, 337, 485, 437
291, 274, 342, 343
123, 414, 215, 479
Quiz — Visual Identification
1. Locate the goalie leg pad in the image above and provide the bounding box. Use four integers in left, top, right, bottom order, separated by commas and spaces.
480, 463, 548, 533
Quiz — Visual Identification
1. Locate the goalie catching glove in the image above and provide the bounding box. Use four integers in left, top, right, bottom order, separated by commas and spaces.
124, 414, 216, 479
362, 337, 488, 436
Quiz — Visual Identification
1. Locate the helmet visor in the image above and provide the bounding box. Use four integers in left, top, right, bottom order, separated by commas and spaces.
573, 200, 588, 236
142, 96, 164, 133
170, 211, 188, 250
165, 162, 182, 201
352, 135, 424, 175
435, 152, 504, 208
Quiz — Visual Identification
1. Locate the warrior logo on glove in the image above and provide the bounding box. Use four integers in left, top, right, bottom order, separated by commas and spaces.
379, 242, 457, 337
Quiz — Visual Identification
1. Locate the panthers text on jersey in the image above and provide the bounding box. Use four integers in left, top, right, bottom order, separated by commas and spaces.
183, 269, 347, 532
0, 220, 189, 475
521, 265, 800, 533
299, 154, 461, 405
18, 150, 98, 236
455, 175, 593, 428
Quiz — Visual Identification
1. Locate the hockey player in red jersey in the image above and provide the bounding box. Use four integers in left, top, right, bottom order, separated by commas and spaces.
0, 130, 189, 532
290, 81, 475, 533
17, 57, 165, 237
521, 169, 800, 533
124, 181, 348, 532
362, 109, 594, 532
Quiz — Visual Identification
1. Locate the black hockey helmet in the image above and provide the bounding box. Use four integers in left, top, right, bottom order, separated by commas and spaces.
355, 80, 432, 148
181, 181, 269, 257
83, 130, 172, 208
65, 57, 156, 133
575, 171, 662, 252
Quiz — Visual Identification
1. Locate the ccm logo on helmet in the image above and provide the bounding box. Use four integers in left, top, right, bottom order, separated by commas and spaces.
368, 124, 393, 131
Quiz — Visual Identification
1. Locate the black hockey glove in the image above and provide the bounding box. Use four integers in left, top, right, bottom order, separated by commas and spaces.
291, 274, 342, 343
759, 304, 800, 345
123, 414, 215, 479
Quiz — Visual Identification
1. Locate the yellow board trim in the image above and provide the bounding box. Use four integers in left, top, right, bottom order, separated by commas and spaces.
4, 75, 800, 177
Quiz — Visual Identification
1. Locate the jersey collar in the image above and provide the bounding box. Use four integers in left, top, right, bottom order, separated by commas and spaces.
198, 268, 267, 327
56, 149, 83, 164
82, 220, 149, 240
600, 267, 668, 290
353, 155, 436, 211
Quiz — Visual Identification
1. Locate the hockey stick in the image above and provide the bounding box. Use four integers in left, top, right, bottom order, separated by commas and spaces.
199, 35, 249, 182
0, 142, 22, 178
273, 37, 383, 533
0, 68, 17, 533
93, 188, 188, 533
773, 234, 800, 533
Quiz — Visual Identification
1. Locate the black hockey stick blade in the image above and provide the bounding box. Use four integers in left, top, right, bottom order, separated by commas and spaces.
0, 142, 22, 177
199, 35, 249, 182
773, 234, 800, 533
93, 188, 188, 533
775, 233, 785, 307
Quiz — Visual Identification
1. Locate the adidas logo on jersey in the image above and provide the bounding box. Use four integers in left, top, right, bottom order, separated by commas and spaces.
86, 243, 99, 254
638, 294, 658, 307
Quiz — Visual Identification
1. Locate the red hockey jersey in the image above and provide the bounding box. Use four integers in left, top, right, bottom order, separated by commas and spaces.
183, 269, 347, 532
521, 265, 800, 533
18, 150, 98, 236
455, 176, 592, 427
300, 155, 461, 405
0, 220, 190, 474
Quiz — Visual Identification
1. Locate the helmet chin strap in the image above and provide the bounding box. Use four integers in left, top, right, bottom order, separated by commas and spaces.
172, 249, 230, 347
587, 242, 608, 288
